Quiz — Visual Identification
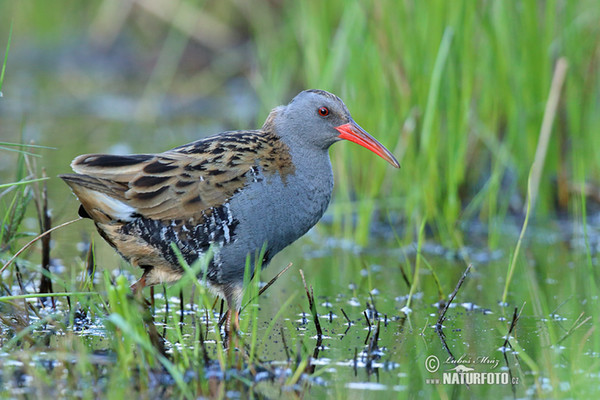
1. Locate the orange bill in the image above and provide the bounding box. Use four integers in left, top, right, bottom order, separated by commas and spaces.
335, 122, 400, 168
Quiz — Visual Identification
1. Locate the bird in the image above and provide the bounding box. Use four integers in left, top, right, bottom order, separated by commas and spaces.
60, 89, 400, 329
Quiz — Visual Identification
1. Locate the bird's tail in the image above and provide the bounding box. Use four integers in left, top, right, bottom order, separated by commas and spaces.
60, 174, 134, 223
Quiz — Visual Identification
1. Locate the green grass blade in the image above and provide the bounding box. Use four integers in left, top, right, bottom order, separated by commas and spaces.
420, 26, 453, 151
0, 292, 99, 302
0, 19, 13, 93
0, 177, 50, 190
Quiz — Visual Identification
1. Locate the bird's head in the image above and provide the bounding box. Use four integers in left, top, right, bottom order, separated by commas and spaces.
270, 89, 400, 168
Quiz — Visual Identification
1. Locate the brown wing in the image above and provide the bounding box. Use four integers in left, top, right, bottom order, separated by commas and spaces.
63, 130, 295, 222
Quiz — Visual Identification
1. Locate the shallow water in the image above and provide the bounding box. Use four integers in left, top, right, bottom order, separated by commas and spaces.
1, 215, 599, 398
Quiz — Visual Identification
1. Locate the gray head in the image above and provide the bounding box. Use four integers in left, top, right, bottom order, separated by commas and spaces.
267, 89, 400, 167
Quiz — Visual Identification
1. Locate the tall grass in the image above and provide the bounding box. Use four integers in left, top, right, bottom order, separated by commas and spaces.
244, 0, 600, 247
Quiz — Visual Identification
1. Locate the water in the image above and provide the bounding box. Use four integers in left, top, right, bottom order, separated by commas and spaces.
1, 217, 598, 398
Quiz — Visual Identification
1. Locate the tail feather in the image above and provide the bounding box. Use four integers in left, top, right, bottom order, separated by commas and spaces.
60, 174, 136, 223
70, 154, 153, 181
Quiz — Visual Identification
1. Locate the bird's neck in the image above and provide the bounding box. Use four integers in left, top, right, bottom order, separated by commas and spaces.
263, 108, 334, 186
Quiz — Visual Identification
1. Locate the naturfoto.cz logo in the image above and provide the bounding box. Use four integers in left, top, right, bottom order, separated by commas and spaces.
425, 355, 516, 385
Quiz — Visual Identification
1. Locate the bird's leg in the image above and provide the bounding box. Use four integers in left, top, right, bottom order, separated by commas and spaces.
224, 308, 239, 349
224, 299, 240, 350
227, 308, 240, 333
150, 286, 155, 311
127, 267, 165, 354
130, 274, 146, 294
131, 266, 153, 294
130, 267, 152, 307
222, 285, 243, 350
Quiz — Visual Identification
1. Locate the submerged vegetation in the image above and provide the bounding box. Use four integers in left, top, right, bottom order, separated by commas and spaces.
1, 1, 599, 398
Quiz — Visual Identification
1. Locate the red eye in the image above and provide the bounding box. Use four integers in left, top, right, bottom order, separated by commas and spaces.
318, 106, 329, 116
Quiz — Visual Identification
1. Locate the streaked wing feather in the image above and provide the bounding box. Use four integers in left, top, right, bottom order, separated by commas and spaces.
68, 130, 294, 222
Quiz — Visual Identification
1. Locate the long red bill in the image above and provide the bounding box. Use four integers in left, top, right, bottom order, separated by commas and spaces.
335, 122, 400, 168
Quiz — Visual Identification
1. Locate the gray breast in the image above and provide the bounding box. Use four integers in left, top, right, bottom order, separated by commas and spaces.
212, 148, 334, 286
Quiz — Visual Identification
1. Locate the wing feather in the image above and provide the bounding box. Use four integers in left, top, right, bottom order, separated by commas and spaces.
63, 130, 295, 223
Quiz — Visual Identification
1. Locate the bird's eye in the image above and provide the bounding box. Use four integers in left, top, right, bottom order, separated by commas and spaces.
317, 106, 329, 117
